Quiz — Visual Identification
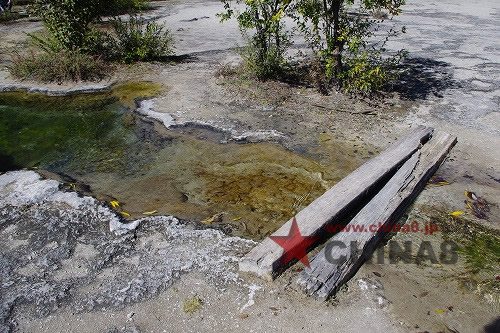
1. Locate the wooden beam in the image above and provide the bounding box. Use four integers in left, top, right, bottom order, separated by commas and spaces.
239, 126, 434, 280
297, 131, 457, 300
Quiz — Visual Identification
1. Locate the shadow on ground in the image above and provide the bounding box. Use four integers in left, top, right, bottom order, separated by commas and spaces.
158, 54, 198, 64
393, 57, 460, 100
484, 317, 500, 333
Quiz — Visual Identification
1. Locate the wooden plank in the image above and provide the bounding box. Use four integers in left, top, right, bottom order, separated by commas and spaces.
239, 126, 434, 280
297, 131, 457, 300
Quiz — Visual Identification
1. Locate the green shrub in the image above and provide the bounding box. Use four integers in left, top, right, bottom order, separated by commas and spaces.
102, 0, 148, 16
82, 29, 119, 59
29, 0, 150, 52
112, 16, 174, 63
30, 0, 103, 50
338, 50, 407, 95
10, 1, 173, 83
219, 0, 292, 81
293, 0, 407, 95
240, 43, 287, 80
0, 11, 20, 23
9, 48, 110, 82
28, 28, 118, 60
27, 31, 64, 53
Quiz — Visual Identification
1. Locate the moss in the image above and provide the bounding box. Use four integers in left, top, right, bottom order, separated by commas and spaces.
111, 81, 162, 108
0, 82, 161, 173
435, 213, 499, 273
424, 208, 500, 295
183, 296, 203, 313
0, 90, 118, 110
457, 231, 499, 272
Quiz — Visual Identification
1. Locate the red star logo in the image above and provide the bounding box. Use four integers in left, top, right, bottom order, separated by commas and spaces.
270, 217, 319, 268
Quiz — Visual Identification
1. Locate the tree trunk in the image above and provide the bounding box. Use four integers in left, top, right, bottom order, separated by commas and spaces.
332, 0, 342, 74
254, 9, 267, 64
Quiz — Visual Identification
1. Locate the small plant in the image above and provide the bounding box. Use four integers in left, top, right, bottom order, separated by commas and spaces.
292, 0, 407, 94
9, 48, 110, 83
11, 1, 174, 82
82, 29, 118, 60
183, 296, 203, 313
308, 57, 330, 95
27, 31, 64, 53
219, 0, 292, 81
29, 0, 103, 50
0, 11, 20, 23
240, 41, 289, 80
112, 16, 174, 63
339, 50, 407, 95
214, 63, 238, 78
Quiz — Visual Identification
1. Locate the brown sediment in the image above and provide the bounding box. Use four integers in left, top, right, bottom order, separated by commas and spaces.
83, 125, 366, 240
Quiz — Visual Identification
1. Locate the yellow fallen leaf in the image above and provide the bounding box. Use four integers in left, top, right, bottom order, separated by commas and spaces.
449, 211, 465, 217
201, 213, 224, 224
434, 309, 446, 313
201, 216, 215, 224
69, 183, 76, 190
143, 210, 158, 215
437, 181, 450, 185
120, 211, 131, 217
110, 200, 120, 208
232, 217, 242, 221
465, 201, 474, 211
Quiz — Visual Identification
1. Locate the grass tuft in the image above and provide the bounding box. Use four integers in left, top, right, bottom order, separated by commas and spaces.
9, 49, 110, 83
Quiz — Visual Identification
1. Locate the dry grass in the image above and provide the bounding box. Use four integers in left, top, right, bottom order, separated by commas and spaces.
9, 49, 111, 83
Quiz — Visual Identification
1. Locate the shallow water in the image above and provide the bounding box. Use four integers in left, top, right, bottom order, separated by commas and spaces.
0, 91, 128, 173
0, 85, 359, 239
0, 82, 161, 173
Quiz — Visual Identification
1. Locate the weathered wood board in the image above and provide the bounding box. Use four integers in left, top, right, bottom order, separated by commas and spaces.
297, 131, 457, 300
239, 126, 434, 280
